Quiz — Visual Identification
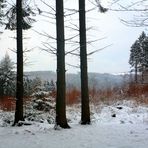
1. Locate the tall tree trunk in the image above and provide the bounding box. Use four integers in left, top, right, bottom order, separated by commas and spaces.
79, 0, 90, 124
55, 0, 70, 128
14, 0, 24, 125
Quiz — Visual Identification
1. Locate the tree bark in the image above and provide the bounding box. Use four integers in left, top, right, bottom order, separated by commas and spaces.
14, 0, 24, 125
79, 0, 90, 124
55, 0, 70, 128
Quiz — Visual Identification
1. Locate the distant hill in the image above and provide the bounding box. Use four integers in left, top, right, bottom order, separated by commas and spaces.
24, 71, 56, 81
24, 71, 128, 90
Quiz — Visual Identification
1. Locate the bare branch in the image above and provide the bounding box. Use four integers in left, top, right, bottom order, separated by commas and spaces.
64, 9, 79, 17
40, 46, 56, 55
120, 18, 148, 27
108, 0, 148, 27
66, 40, 79, 44
65, 46, 79, 55
32, 29, 56, 40
41, 10, 55, 16
66, 63, 80, 69
65, 25, 79, 32
41, 42, 56, 55
87, 37, 106, 44
87, 44, 112, 56
67, 52, 80, 56
39, 13, 56, 20
8, 48, 16, 53
23, 47, 36, 53
40, 0, 55, 12
65, 34, 79, 41
43, 42, 56, 50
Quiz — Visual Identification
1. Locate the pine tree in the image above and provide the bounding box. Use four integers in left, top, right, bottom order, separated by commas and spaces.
129, 40, 141, 82
129, 31, 148, 83
10, 0, 37, 125
0, 0, 5, 24
79, 0, 90, 124
55, 0, 70, 128
140, 33, 148, 71
0, 53, 15, 97
13, 0, 24, 125
0, 0, 6, 34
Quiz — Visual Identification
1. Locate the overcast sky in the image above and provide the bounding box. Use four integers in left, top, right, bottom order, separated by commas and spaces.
0, 0, 147, 74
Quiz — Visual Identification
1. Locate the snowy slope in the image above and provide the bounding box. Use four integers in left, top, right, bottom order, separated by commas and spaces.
0, 100, 148, 148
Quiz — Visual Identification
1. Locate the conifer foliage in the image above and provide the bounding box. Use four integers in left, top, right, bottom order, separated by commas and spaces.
5, 0, 36, 30
0, 53, 15, 97
0, 0, 5, 24
129, 31, 148, 82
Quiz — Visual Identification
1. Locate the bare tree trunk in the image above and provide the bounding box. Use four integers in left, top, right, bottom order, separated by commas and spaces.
14, 0, 24, 125
55, 0, 70, 129
79, 0, 90, 124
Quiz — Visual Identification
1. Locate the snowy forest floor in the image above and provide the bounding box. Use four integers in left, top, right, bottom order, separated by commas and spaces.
0, 100, 148, 148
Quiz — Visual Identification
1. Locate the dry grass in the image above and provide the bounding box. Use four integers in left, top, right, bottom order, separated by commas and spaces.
0, 83, 148, 111
66, 87, 80, 105
0, 96, 15, 111
125, 83, 148, 105
66, 83, 148, 105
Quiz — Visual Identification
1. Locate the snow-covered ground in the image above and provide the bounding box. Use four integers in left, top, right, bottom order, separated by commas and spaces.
0, 100, 148, 148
